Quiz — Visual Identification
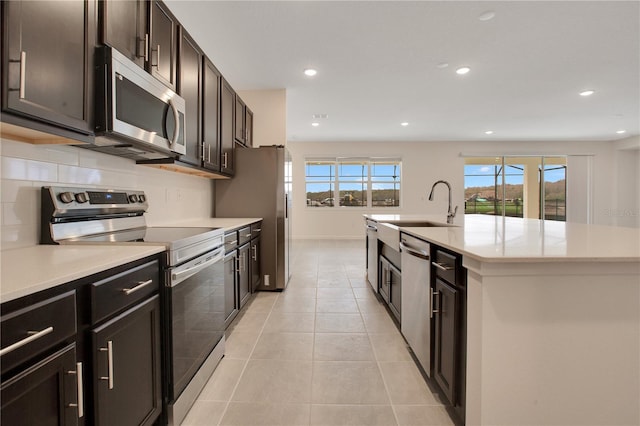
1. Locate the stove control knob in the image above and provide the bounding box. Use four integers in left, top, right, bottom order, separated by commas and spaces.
59, 192, 74, 204
75, 192, 89, 203
138, 194, 146, 203
128, 194, 139, 203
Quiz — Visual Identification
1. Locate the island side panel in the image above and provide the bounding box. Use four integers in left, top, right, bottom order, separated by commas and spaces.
465, 259, 640, 426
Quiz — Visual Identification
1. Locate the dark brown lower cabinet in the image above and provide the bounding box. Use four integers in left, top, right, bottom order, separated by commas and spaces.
379, 254, 401, 322
1, 344, 79, 426
250, 237, 261, 292
238, 243, 251, 308
91, 296, 161, 426
224, 250, 239, 328
433, 277, 459, 404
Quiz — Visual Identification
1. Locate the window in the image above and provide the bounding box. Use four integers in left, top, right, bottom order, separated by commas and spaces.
464, 156, 566, 221
306, 158, 401, 208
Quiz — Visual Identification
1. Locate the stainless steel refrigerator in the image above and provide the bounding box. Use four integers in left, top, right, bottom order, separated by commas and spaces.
215, 145, 291, 290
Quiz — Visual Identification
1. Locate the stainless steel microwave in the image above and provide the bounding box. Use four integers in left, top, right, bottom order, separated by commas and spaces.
92, 46, 186, 159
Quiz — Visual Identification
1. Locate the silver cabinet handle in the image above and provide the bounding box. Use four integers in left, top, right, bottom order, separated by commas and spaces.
99, 341, 114, 389
252, 244, 257, 261
254, 228, 262, 232
236, 256, 241, 273
201, 143, 206, 161
0, 326, 53, 356
144, 33, 149, 62
19, 51, 26, 99
430, 288, 440, 319
208, 144, 211, 162
432, 261, 454, 271
122, 279, 153, 295
244, 233, 252, 238
400, 241, 429, 260
67, 362, 84, 418
152, 44, 160, 68
227, 239, 238, 246
223, 152, 228, 169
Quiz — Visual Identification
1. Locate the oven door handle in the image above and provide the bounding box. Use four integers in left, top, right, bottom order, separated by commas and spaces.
171, 247, 224, 287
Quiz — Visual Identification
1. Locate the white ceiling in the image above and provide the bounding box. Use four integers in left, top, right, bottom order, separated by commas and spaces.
165, 0, 639, 143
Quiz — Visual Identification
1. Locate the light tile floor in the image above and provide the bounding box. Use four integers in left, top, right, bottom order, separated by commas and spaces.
181, 240, 454, 426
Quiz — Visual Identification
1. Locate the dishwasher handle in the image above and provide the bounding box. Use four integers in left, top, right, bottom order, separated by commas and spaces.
400, 241, 429, 260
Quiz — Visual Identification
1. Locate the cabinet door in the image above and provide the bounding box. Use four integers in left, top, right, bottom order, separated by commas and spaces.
101, 0, 146, 68
238, 244, 251, 309
3, 0, 93, 133
223, 251, 238, 328
202, 58, 221, 171
234, 96, 246, 145
92, 296, 161, 426
178, 29, 202, 166
434, 278, 458, 405
220, 78, 235, 175
149, 0, 177, 89
251, 237, 261, 292
245, 107, 254, 147
388, 261, 401, 321
378, 257, 390, 304
1, 344, 80, 426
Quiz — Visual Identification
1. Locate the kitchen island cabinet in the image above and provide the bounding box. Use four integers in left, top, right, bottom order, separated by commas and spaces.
365, 214, 640, 426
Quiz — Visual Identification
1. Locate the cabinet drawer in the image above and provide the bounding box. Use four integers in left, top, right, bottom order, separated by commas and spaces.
251, 221, 262, 239
90, 260, 159, 324
433, 249, 457, 284
1, 291, 76, 375
224, 231, 238, 253
238, 226, 252, 245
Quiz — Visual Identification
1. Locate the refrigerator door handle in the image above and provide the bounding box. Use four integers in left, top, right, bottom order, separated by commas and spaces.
285, 194, 288, 219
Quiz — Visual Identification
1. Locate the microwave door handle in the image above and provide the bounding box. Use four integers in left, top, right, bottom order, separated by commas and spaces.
167, 98, 180, 146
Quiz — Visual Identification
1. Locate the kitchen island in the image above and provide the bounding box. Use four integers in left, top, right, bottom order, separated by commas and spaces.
366, 214, 640, 426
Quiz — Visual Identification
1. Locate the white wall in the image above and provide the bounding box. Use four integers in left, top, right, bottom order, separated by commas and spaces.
612, 136, 640, 228
236, 89, 286, 147
1, 137, 214, 250
288, 139, 634, 239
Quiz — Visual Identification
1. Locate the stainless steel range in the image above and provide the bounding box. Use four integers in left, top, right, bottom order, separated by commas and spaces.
40, 186, 226, 426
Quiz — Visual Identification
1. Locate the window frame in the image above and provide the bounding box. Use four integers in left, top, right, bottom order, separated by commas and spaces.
305, 157, 402, 209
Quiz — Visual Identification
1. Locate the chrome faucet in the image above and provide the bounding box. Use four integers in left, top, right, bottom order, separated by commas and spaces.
428, 180, 458, 224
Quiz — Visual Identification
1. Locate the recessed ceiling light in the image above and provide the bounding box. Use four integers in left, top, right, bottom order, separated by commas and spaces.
304, 68, 317, 77
401, 122, 409, 127
579, 90, 595, 96
478, 11, 496, 21
311, 122, 320, 127
485, 130, 494, 135
616, 130, 626, 134
456, 66, 471, 75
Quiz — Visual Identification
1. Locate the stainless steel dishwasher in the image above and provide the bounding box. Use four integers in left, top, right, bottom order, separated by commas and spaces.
365, 219, 378, 292
400, 232, 432, 376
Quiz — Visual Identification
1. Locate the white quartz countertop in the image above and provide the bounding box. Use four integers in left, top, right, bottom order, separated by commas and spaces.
150, 217, 262, 231
0, 245, 166, 303
365, 214, 640, 262
0, 217, 262, 303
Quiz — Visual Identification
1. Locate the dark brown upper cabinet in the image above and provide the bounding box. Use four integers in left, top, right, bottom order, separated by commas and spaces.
100, 0, 147, 68
203, 58, 222, 172
220, 78, 235, 176
149, 0, 177, 90
101, 0, 177, 90
177, 28, 203, 167
1, 0, 95, 135
234, 95, 246, 145
245, 107, 254, 147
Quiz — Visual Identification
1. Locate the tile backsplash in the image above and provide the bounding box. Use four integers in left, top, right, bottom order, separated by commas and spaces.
1, 137, 214, 249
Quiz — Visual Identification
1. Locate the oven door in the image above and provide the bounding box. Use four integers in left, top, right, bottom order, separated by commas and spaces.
166, 246, 225, 401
